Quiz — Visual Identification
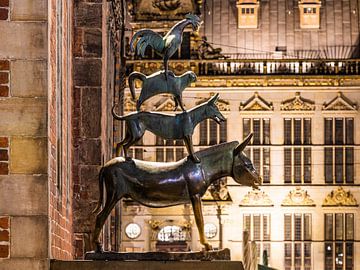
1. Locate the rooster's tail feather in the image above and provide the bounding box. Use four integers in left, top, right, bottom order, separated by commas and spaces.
130, 29, 164, 56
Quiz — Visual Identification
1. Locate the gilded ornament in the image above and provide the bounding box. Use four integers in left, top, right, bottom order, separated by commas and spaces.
282, 187, 315, 206
322, 187, 358, 207
239, 189, 273, 206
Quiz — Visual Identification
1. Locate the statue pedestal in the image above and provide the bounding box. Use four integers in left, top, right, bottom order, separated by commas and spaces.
84, 248, 230, 261
51, 260, 244, 270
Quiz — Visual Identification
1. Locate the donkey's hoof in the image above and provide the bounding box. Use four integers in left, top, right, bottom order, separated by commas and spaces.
203, 243, 213, 251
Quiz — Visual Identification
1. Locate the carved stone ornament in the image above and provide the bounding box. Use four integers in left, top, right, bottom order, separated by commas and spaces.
281, 187, 315, 206
124, 95, 137, 112
196, 93, 230, 111
240, 92, 273, 111
239, 189, 273, 207
322, 92, 357, 111
153, 97, 183, 112
322, 187, 358, 207
203, 178, 231, 202
280, 92, 315, 111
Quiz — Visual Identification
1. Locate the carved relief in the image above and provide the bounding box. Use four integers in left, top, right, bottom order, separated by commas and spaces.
322, 92, 357, 111
322, 187, 358, 207
282, 187, 315, 206
196, 93, 230, 111
239, 189, 274, 206
153, 0, 181, 12
240, 92, 273, 111
280, 92, 315, 111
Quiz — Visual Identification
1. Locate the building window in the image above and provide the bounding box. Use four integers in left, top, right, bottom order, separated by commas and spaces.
156, 136, 185, 162
324, 213, 354, 270
244, 214, 271, 261
243, 118, 271, 183
125, 223, 141, 239
158, 225, 186, 242
284, 214, 312, 270
128, 138, 144, 160
299, 1, 321, 29
204, 223, 217, 239
284, 118, 312, 184
236, 0, 260, 29
324, 118, 354, 184
199, 119, 227, 146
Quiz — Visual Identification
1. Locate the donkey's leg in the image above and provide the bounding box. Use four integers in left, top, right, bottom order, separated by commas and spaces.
184, 135, 200, 163
92, 192, 119, 252
190, 194, 212, 251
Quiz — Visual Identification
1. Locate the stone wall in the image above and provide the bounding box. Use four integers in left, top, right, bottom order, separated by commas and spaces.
0, 0, 49, 269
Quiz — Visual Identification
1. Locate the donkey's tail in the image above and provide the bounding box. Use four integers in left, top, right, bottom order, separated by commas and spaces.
92, 167, 105, 214
128, 72, 146, 101
111, 104, 125, 121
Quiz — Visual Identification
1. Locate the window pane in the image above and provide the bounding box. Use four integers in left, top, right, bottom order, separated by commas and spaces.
284, 119, 292, 144
345, 118, 354, 144
284, 148, 292, 183
294, 119, 302, 144
284, 214, 292, 241
156, 148, 164, 162
199, 120, 208, 145
294, 243, 301, 267
135, 148, 143, 160
303, 147, 311, 183
345, 243, 353, 270
209, 120, 218, 145
335, 147, 343, 183
335, 213, 343, 240
219, 120, 227, 143
244, 214, 251, 233
345, 214, 354, 240
304, 243, 311, 270
294, 214, 302, 241
325, 243, 333, 270
324, 118, 333, 145
335, 118, 344, 144
285, 243, 292, 270
325, 214, 333, 241
294, 148, 302, 183
243, 119, 251, 141
253, 119, 261, 145
263, 148, 270, 184
263, 119, 270, 144
253, 215, 261, 241
263, 214, 270, 241
303, 118, 311, 144
165, 139, 174, 162
253, 148, 261, 172
325, 148, 333, 183
335, 243, 344, 270
345, 147, 354, 183
304, 214, 311, 240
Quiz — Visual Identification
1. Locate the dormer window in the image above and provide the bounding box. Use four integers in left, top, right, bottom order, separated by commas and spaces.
236, 0, 259, 29
299, 0, 321, 29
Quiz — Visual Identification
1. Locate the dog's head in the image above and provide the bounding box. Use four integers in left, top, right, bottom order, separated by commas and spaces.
205, 93, 226, 124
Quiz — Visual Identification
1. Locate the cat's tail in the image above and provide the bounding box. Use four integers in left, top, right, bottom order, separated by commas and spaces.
128, 71, 146, 101
111, 104, 125, 120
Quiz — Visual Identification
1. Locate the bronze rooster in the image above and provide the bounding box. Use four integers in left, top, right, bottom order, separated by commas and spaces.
130, 14, 202, 79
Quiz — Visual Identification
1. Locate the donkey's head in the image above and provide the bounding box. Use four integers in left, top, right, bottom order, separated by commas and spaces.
232, 134, 262, 189
204, 93, 226, 124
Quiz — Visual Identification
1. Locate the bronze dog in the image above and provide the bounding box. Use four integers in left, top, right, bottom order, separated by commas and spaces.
128, 70, 197, 111
112, 94, 225, 163
92, 134, 261, 252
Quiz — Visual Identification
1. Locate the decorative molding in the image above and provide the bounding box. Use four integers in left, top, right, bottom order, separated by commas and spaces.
322, 92, 357, 111
124, 95, 137, 112
280, 92, 315, 111
196, 93, 230, 111
239, 189, 274, 207
152, 0, 181, 11
240, 92, 273, 111
322, 187, 358, 207
282, 187, 315, 206
153, 97, 183, 112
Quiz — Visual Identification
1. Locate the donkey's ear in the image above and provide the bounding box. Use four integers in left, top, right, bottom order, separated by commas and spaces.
234, 133, 253, 156
208, 93, 219, 104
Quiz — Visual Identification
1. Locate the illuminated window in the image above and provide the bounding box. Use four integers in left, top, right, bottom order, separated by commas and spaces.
236, 0, 260, 29
128, 137, 144, 160
284, 214, 312, 270
158, 225, 186, 242
199, 119, 227, 146
156, 137, 185, 162
324, 213, 354, 270
324, 118, 354, 184
204, 223, 217, 239
125, 223, 141, 239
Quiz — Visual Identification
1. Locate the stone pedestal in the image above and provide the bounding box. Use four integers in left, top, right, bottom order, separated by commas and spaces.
51, 260, 244, 270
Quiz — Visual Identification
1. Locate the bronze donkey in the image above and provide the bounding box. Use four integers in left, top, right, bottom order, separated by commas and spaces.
112, 93, 225, 162
92, 134, 261, 252
128, 70, 197, 111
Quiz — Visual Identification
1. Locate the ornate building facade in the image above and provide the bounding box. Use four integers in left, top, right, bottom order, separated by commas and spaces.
118, 1, 360, 270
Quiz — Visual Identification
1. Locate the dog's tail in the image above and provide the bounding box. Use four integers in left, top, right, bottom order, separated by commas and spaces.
111, 104, 125, 121
128, 72, 146, 101
92, 167, 105, 214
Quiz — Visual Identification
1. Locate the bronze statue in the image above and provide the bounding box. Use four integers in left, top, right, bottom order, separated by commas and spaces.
92, 134, 261, 252
128, 70, 197, 111
130, 14, 201, 79
112, 94, 225, 162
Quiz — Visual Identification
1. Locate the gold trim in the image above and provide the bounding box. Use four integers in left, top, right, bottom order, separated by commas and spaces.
322, 187, 358, 207
282, 187, 315, 206
239, 189, 274, 206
